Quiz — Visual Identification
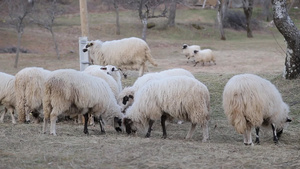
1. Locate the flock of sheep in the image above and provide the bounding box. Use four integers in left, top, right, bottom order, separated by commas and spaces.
0, 37, 291, 146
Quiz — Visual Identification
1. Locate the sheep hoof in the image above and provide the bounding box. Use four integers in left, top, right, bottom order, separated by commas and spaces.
25, 120, 31, 124
255, 139, 260, 145
115, 127, 122, 132
145, 133, 151, 138
162, 135, 167, 139
244, 142, 253, 146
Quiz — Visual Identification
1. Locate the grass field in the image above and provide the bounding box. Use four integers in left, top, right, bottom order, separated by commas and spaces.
0, 4, 300, 168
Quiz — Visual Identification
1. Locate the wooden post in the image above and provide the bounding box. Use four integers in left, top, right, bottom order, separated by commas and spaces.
79, 0, 89, 37
79, 0, 89, 71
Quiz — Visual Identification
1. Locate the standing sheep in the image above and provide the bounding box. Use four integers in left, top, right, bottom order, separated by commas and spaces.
182, 44, 201, 63
83, 37, 158, 76
222, 74, 291, 145
42, 69, 123, 136
118, 68, 195, 113
15, 67, 51, 123
0, 72, 16, 124
97, 65, 123, 92
193, 49, 216, 66
123, 76, 210, 142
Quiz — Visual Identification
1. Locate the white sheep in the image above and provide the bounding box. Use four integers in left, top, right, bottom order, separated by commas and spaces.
83, 37, 158, 76
182, 44, 201, 63
193, 49, 216, 66
42, 69, 124, 136
123, 76, 210, 142
15, 67, 51, 123
118, 68, 195, 113
0, 72, 16, 124
222, 74, 291, 145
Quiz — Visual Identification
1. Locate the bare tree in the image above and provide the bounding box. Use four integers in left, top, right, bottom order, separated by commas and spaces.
242, 0, 254, 38
217, 0, 229, 40
32, 0, 62, 59
6, 0, 34, 68
271, 0, 300, 79
167, 0, 177, 27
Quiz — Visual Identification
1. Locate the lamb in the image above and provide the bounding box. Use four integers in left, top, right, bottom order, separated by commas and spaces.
182, 44, 201, 63
15, 67, 51, 123
118, 68, 195, 113
83, 37, 158, 76
0, 72, 16, 124
123, 76, 210, 142
193, 49, 216, 66
42, 69, 124, 136
222, 74, 291, 145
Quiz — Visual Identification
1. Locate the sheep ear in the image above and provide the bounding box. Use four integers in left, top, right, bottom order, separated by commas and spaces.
90, 43, 93, 46
286, 118, 292, 122
194, 50, 198, 54
129, 95, 134, 99
100, 67, 107, 70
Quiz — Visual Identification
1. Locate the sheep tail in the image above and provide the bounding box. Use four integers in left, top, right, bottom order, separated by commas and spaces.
43, 83, 52, 121
16, 81, 26, 123
228, 96, 247, 134
145, 48, 158, 66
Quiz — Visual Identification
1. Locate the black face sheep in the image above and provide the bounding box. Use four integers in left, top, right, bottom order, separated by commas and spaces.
42, 69, 123, 136
82, 37, 158, 76
182, 44, 201, 63
15, 67, 51, 123
222, 74, 291, 145
123, 76, 210, 142
0, 72, 16, 124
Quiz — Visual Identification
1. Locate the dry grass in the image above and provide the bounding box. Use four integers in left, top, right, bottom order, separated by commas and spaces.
1, 6, 300, 169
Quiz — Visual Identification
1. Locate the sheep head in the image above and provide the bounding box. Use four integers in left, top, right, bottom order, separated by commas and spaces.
123, 118, 137, 135
182, 44, 188, 49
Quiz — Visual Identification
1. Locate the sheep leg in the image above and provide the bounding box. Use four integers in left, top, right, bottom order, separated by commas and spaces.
25, 106, 31, 123
202, 122, 209, 142
8, 108, 16, 124
43, 117, 48, 134
255, 127, 260, 144
193, 62, 198, 67
243, 125, 253, 145
185, 123, 197, 140
99, 116, 106, 134
138, 64, 145, 77
271, 123, 279, 144
50, 112, 58, 136
145, 120, 154, 138
161, 114, 167, 139
0, 107, 7, 123
83, 113, 89, 134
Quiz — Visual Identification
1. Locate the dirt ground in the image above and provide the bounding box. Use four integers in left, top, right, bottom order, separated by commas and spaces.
1, 25, 299, 168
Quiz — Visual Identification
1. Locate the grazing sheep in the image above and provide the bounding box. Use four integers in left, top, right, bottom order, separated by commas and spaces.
15, 67, 51, 123
182, 44, 201, 63
0, 72, 16, 124
222, 74, 291, 145
42, 69, 123, 136
83, 37, 158, 76
118, 68, 195, 113
123, 76, 210, 142
193, 49, 216, 66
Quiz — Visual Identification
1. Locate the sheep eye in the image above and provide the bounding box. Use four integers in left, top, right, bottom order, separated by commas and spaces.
112, 67, 115, 71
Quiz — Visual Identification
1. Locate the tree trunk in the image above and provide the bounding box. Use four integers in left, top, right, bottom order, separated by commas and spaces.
243, 0, 254, 38
167, 0, 176, 27
272, 0, 300, 79
14, 31, 22, 68
142, 18, 147, 41
203, 0, 207, 8
50, 29, 60, 59
217, 0, 226, 40
113, 0, 120, 35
